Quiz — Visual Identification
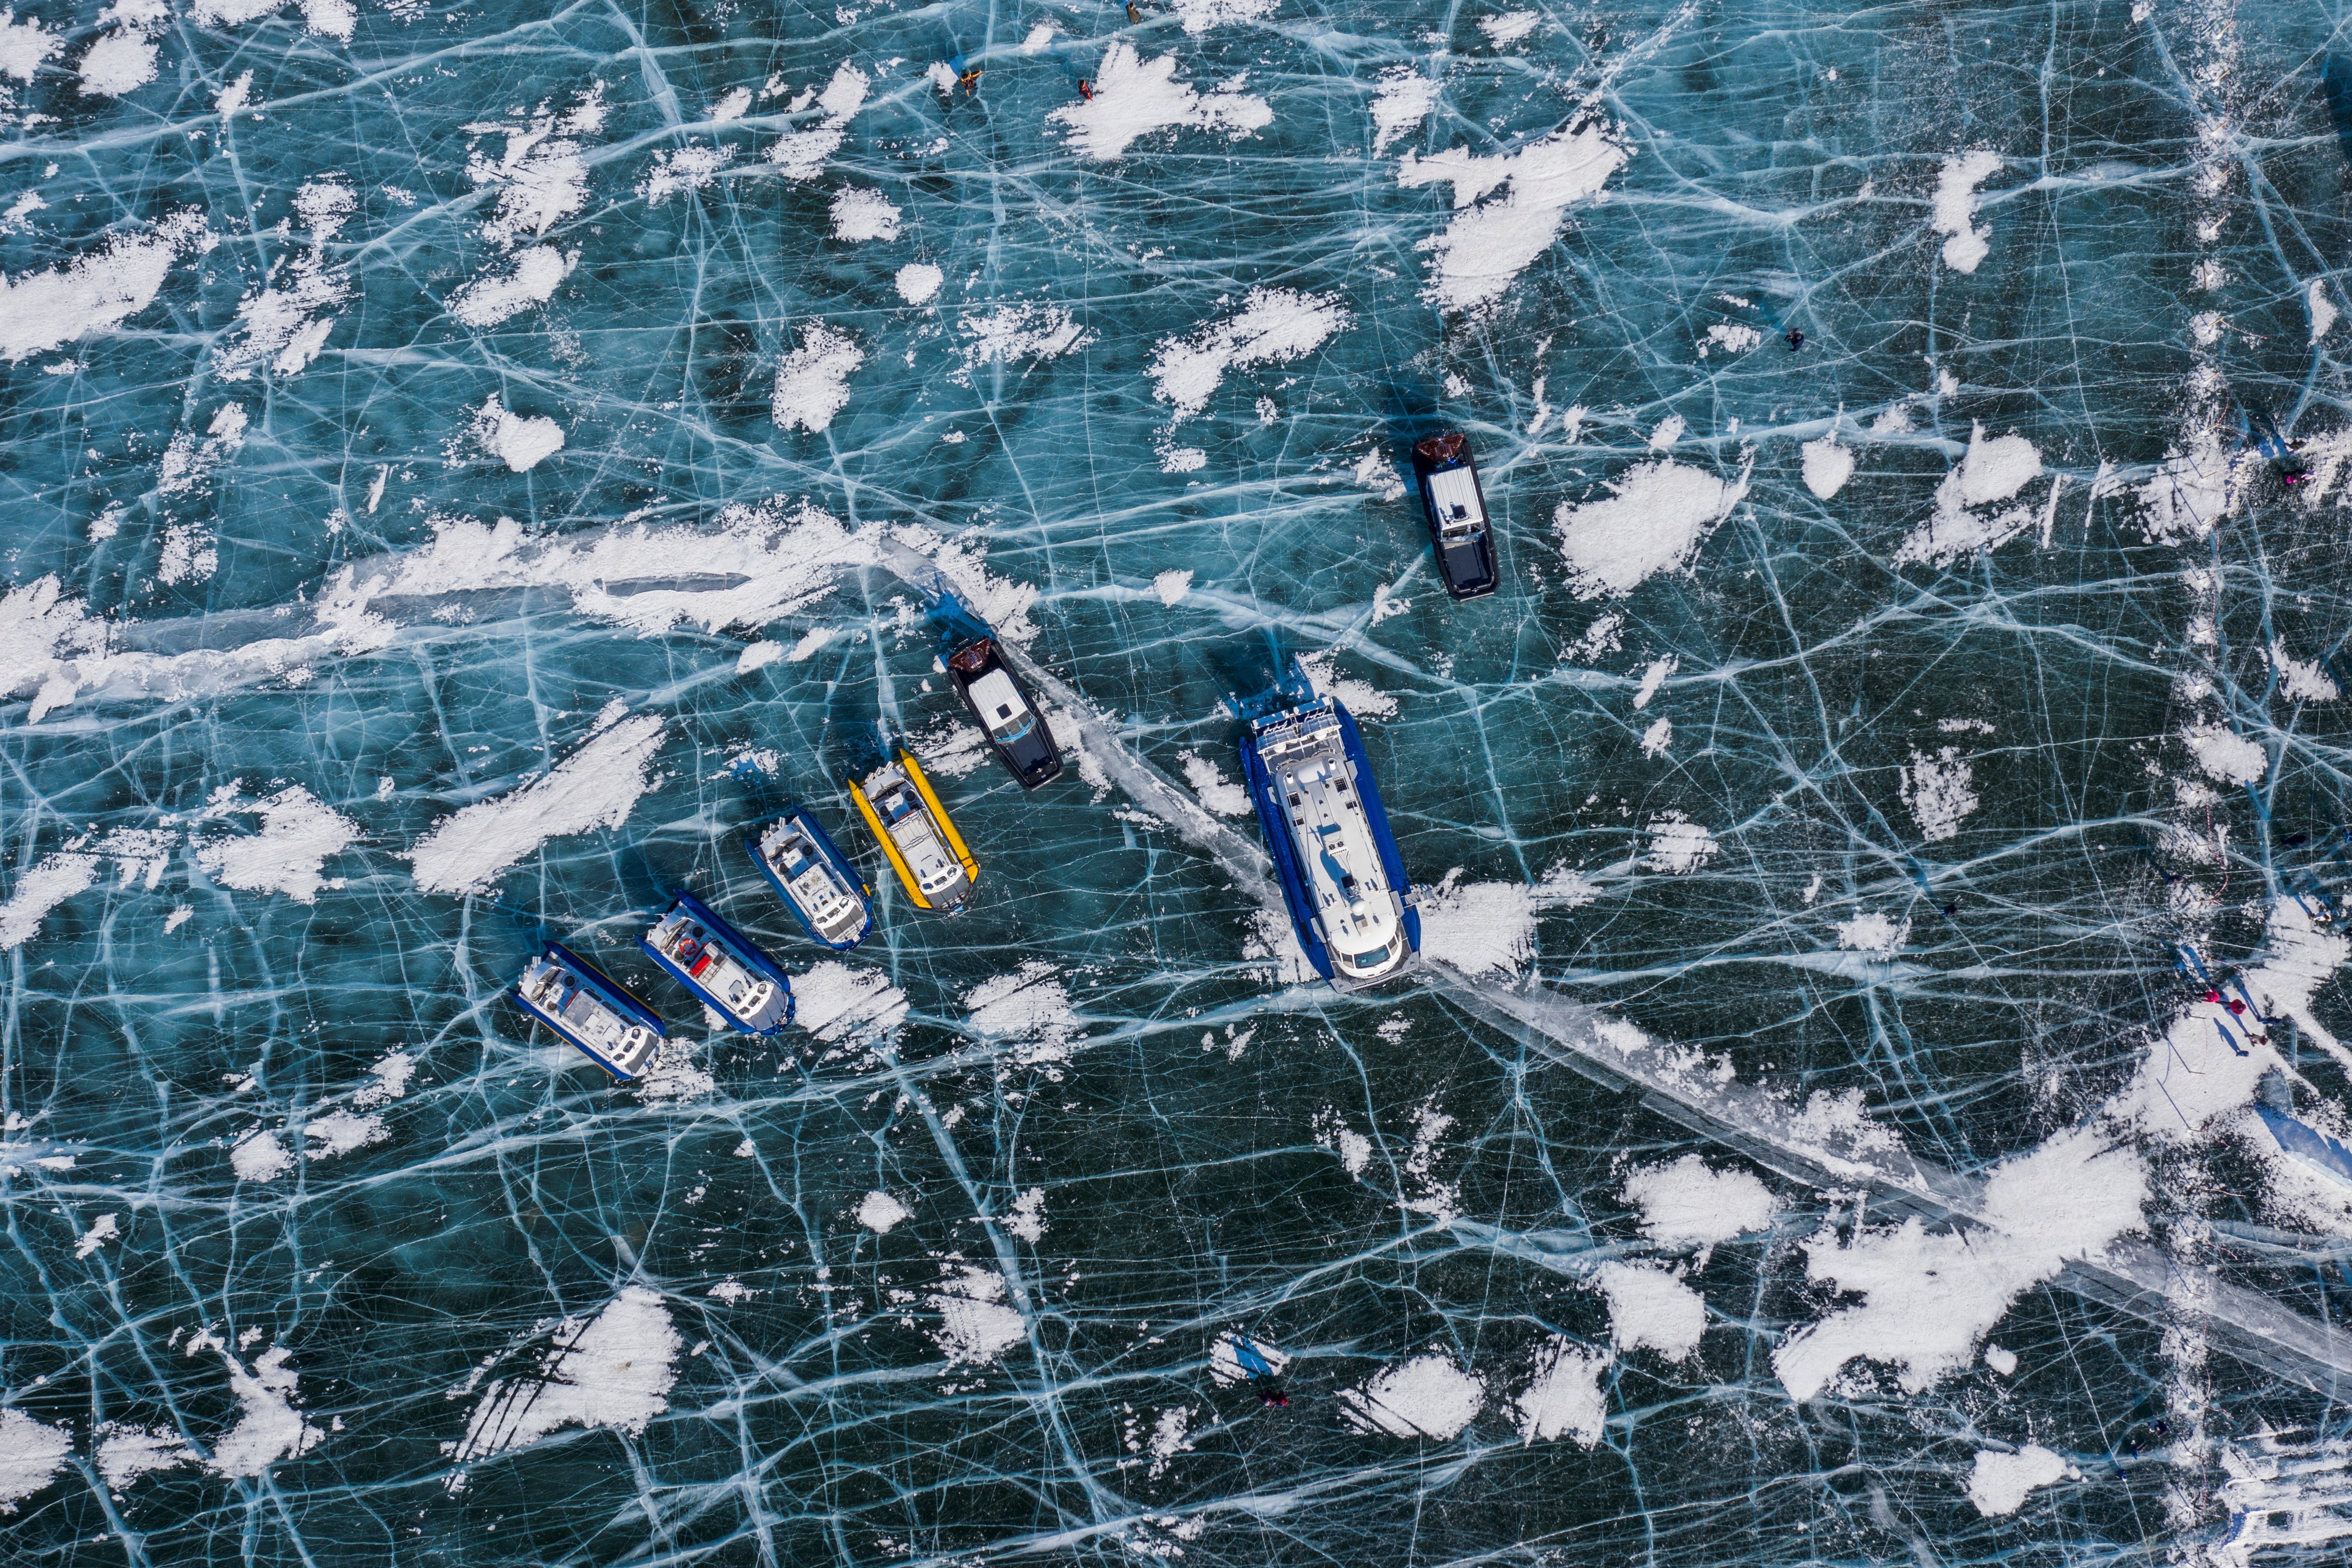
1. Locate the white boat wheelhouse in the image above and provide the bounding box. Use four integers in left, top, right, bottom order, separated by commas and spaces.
1424, 464, 1485, 541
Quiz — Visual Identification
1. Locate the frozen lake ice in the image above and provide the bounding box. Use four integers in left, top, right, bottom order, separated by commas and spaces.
5, 0, 2352, 1561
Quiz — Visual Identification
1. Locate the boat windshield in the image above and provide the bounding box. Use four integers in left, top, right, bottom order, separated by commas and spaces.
966, 669, 1037, 742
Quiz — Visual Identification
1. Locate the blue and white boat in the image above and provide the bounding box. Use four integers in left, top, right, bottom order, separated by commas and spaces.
748, 807, 873, 950
639, 890, 795, 1035
1237, 670, 1420, 991
512, 942, 668, 1080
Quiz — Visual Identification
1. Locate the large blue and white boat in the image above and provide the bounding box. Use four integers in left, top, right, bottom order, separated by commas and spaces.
511, 942, 668, 1080
748, 806, 874, 950
1236, 666, 1420, 991
639, 891, 796, 1035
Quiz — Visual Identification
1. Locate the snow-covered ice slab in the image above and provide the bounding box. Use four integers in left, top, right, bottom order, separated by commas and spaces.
7, 0, 2352, 1561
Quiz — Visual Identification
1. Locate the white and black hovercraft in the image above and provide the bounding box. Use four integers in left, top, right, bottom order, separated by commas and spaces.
512, 942, 668, 1080
640, 890, 796, 1035
947, 636, 1065, 789
1411, 432, 1499, 600
1234, 661, 1420, 990
749, 806, 873, 950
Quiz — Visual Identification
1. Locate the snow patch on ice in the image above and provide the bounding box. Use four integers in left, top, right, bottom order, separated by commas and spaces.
408, 715, 664, 894
0, 9, 63, 82
1835, 910, 1911, 955
797, 961, 909, 1049
1554, 459, 1750, 598
929, 1266, 1025, 1365
231, 1128, 293, 1182
1931, 150, 2001, 274
1006, 1186, 1048, 1243
1642, 811, 1718, 874
1622, 1155, 1774, 1253
2183, 722, 2266, 785
1514, 1334, 1607, 1445
0, 1409, 72, 1512
74, 1211, 121, 1258
1772, 1125, 2147, 1401
466, 395, 565, 472
829, 184, 900, 242
1153, 568, 1193, 605
449, 244, 574, 329
1398, 120, 1629, 310
96, 1424, 194, 1489
769, 63, 869, 180
1369, 68, 1439, 155
1, 209, 209, 362
1048, 42, 1271, 162
958, 302, 1093, 377
452, 1286, 679, 1468
1801, 435, 1854, 499
205, 1345, 326, 1477
1148, 286, 1348, 420
1901, 746, 1978, 842
1178, 749, 1248, 815
964, 962, 1083, 1067
773, 323, 864, 434
640, 143, 735, 205
895, 262, 943, 305
1594, 1261, 1705, 1359
857, 1191, 909, 1234
1967, 1445, 2076, 1517
1338, 1352, 1484, 1438
1418, 866, 1598, 978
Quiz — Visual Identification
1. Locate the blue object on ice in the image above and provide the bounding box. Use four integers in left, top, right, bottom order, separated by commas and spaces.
640, 889, 796, 1036
2254, 1101, 2352, 1188
1232, 1336, 1275, 1379
1237, 668, 1419, 991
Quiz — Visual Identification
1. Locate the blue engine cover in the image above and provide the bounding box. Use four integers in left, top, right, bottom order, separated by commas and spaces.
639, 890, 797, 1034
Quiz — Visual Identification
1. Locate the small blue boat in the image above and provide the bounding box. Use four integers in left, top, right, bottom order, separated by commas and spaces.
639, 890, 795, 1035
512, 942, 668, 1080
1237, 668, 1419, 991
748, 806, 874, 950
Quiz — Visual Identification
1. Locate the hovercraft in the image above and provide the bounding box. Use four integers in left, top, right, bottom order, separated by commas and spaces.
512, 942, 667, 1080
1411, 432, 1499, 600
1236, 665, 1419, 990
947, 636, 1065, 790
749, 806, 873, 950
640, 891, 795, 1035
850, 750, 979, 914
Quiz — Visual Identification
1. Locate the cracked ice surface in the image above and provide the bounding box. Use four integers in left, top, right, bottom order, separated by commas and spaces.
12, 0, 2352, 1563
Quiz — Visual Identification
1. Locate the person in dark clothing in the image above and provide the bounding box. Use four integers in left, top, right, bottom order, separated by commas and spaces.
1786, 328, 1804, 351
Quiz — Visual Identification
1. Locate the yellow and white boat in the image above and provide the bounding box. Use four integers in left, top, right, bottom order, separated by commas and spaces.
849, 750, 978, 914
